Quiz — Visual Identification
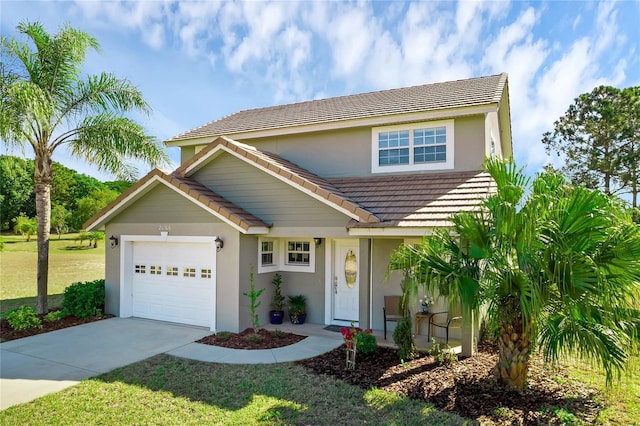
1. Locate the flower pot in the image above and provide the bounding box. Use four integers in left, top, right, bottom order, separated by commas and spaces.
269, 310, 284, 324
289, 313, 306, 324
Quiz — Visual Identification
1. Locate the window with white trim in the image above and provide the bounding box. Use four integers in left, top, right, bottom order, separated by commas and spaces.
372, 120, 454, 173
258, 237, 315, 273
286, 241, 310, 266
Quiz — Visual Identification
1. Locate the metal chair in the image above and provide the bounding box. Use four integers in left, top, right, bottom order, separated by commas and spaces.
428, 311, 462, 344
383, 296, 403, 340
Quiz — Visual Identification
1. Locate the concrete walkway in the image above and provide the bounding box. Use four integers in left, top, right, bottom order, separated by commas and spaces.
0, 317, 342, 410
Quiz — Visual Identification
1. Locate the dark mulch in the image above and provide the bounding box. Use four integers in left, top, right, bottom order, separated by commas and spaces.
0, 310, 114, 342
197, 327, 307, 349
296, 344, 602, 425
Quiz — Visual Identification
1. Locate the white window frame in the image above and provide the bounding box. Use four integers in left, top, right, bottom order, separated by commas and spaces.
258, 237, 315, 273
258, 238, 279, 274
371, 119, 455, 173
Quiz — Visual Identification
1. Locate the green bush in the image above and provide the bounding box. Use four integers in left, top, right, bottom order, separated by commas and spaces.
215, 331, 232, 341
44, 309, 70, 322
62, 279, 105, 318
356, 332, 377, 355
6, 305, 42, 330
393, 316, 417, 362
428, 338, 458, 366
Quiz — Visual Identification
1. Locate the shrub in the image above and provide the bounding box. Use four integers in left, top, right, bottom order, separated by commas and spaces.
244, 333, 263, 344
271, 329, 287, 339
62, 279, 105, 318
6, 305, 42, 330
215, 331, 232, 341
393, 316, 416, 361
428, 338, 458, 366
356, 332, 377, 355
44, 309, 70, 322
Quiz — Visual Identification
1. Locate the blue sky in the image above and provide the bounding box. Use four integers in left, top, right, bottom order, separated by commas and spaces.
2, 0, 639, 181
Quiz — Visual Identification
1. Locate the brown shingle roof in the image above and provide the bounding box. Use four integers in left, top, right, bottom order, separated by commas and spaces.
327, 171, 496, 229
176, 137, 380, 223
168, 73, 507, 141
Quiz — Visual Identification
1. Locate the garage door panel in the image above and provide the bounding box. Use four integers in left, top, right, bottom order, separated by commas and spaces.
130, 241, 215, 328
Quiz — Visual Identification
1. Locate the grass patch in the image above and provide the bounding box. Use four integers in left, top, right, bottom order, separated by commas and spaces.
0, 232, 104, 315
0, 354, 473, 425
563, 352, 640, 425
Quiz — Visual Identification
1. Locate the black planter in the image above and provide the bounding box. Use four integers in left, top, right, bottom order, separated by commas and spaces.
269, 310, 284, 324
289, 313, 306, 324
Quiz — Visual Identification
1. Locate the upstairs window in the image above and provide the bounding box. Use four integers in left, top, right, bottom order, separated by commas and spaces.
372, 120, 454, 173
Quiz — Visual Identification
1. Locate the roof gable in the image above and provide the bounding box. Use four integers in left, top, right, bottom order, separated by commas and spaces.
168, 73, 507, 142
176, 137, 380, 224
84, 169, 270, 234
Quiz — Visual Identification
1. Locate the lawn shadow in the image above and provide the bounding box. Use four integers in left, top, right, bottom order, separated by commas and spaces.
94, 354, 472, 425
60, 245, 95, 251
0, 294, 64, 316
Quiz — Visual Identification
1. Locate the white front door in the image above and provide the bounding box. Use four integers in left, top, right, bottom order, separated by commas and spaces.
333, 239, 359, 323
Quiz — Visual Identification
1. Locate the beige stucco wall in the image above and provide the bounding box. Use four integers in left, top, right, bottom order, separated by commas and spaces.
181, 115, 487, 176
237, 234, 327, 329
370, 238, 405, 332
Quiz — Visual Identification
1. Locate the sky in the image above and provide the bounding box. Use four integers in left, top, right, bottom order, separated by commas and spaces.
1, 0, 639, 181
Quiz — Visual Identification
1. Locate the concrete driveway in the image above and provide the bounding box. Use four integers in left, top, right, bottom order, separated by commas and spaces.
0, 317, 211, 410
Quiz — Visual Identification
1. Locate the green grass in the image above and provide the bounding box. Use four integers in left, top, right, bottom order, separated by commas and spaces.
0, 232, 104, 315
563, 351, 640, 425
0, 354, 473, 425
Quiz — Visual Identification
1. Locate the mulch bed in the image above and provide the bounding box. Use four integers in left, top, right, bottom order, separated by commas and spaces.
197, 328, 307, 349
0, 310, 114, 342
297, 344, 602, 425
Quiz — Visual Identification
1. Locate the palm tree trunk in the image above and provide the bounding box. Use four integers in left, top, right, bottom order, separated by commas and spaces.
495, 317, 531, 392
34, 152, 52, 315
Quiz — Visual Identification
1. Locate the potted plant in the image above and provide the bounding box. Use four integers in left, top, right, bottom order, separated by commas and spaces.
269, 273, 285, 324
288, 294, 307, 324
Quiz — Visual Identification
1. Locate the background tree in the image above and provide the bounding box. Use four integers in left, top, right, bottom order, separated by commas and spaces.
71, 188, 118, 230
388, 158, 640, 392
13, 213, 37, 241
0, 155, 35, 229
0, 22, 169, 314
617, 86, 640, 207
50, 204, 69, 239
542, 85, 639, 205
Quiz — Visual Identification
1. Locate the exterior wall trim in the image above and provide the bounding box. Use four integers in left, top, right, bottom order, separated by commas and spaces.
348, 228, 436, 237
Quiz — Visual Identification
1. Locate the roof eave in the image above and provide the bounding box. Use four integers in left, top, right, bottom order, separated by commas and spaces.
164, 103, 498, 147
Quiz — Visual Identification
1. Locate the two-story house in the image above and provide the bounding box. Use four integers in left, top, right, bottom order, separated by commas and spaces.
86, 73, 512, 356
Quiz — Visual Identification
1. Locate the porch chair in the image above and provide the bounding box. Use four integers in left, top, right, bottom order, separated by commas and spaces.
383, 295, 403, 340
428, 311, 462, 344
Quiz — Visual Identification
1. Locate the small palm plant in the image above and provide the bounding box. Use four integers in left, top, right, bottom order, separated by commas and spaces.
389, 157, 640, 391
288, 295, 307, 324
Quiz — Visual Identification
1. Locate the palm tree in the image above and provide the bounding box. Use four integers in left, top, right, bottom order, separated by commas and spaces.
0, 22, 169, 314
388, 157, 640, 391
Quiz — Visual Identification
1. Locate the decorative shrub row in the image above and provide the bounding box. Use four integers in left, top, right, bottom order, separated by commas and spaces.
61, 279, 105, 318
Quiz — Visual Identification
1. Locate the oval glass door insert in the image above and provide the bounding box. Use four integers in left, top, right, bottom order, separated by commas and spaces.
344, 249, 357, 288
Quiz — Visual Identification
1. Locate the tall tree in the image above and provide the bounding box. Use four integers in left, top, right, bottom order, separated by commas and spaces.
0, 22, 169, 314
388, 158, 640, 392
618, 86, 640, 207
542, 85, 639, 205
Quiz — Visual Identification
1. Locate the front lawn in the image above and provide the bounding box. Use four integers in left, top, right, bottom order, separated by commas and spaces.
0, 354, 471, 425
0, 232, 104, 315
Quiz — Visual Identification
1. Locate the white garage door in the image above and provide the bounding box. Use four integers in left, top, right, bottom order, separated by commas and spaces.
131, 241, 215, 327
